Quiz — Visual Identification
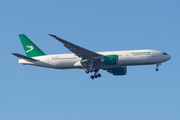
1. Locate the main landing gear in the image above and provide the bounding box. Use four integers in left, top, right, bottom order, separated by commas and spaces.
90, 73, 101, 79
85, 69, 101, 79
155, 63, 161, 71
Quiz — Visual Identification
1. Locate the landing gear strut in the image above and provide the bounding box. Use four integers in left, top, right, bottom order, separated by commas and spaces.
155, 63, 161, 71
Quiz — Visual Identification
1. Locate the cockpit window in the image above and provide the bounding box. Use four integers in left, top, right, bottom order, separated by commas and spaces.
163, 53, 168, 55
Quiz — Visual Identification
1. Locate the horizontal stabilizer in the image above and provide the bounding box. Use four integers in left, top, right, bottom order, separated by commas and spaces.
11, 53, 39, 62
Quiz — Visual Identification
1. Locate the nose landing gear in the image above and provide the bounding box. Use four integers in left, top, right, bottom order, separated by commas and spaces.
155, 63, 161, 71
155, 68, 159, 71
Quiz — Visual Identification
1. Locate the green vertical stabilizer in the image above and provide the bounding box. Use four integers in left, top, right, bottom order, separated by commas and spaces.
19, 34, 46, 57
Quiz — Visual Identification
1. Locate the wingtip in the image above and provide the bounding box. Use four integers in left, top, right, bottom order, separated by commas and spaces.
48, 34, 56, 37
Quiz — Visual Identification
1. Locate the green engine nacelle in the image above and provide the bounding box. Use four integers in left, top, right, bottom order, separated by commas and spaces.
101, 55, 118, 65
112, 66, 127, 75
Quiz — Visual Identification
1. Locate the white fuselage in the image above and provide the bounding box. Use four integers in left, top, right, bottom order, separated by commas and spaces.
19, 49, 171, 69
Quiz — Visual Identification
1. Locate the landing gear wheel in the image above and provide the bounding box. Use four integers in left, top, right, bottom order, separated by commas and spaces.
97, 73, 101, 77
85, 69, 89, 74
94, 75, 98, 78
90, 75, 94, 79
155, 68, 159, 71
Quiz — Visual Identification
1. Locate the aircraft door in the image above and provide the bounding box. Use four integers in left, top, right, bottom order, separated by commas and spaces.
126, 52, 130, 58
152, 51, 155, 57
125, 52, 132, 63
47, 57, 51, 63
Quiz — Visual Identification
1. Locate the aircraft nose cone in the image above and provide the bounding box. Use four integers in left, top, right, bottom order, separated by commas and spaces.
165, 55, 171, 61
168, 55, 171, 60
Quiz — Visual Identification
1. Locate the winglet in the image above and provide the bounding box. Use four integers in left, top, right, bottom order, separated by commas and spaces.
11, 53, 39, 62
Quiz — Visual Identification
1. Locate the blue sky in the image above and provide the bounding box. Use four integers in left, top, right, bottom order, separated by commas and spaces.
1, 0, 180, 120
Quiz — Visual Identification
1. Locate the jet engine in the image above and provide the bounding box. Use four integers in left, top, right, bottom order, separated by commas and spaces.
101, 55, 118, 65
108, 66, 127, 75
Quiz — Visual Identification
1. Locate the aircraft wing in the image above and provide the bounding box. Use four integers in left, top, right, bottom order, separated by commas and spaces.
49, 34, 103, 59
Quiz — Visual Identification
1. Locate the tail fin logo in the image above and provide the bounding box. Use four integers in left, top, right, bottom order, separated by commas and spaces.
26, 46, 34, 53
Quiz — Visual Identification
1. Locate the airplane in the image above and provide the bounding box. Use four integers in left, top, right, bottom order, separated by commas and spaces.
12, 34, 171, 79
